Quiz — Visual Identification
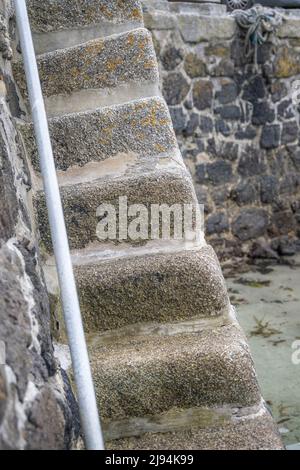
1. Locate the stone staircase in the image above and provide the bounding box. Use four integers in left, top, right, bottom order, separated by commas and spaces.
13, 0, 282, 449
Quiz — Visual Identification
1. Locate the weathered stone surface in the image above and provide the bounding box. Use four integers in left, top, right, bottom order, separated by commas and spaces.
216, 82, 238, 104
25, 387, 66, 450
272, 210, 296, 235
161, 46, 183, 70
107, 406, 283, 450
20, 97, 177, 172
193, 80, 213, 111
212, 186, 230, 206
252, 102, 275, 126
250, 241, 279, 260
0, 248, 32, 400
199, 116, 213, 134
6, 0, 288, 451
274, 47, 300, 78
217, 105, 241, 120
35, 163, 197, 251
281, 121, 299, 145
206, 212, 229, 235
211, 58, 234, 77
195, 164, 206, 184
183, 94, 193, 110
178, 14, 235, 43
195, 184, 209, 208
0, 137, 18, 242
260, 175, 279, 204
163, 71, 190, 105
14, 28, 158, 99
278, 99, 294, 120
256, 43, 272, 65
235, 126, 256, 140
260, 125, 281, 149
184, 113, 199, 137
91, 322, 260, 422
0, 244, 79, 450
238, 147, 266, 177
151, 6, 300, 255
73, 246, 230, 332
215, 119, 231, 137
205, 43, 230, 58
271, 236, 297, 256
0, 367, 7, 420
218, 141, 239, 161
169, 1, 226, 15
196, 138, 205, 153
1, 53, 79, 445
271, 81, 287, 103
242, 76, 266, 102
206, 161, 233, 185
184, 52, 206, 78
232, 208, 269, 241
144, 10, 176, 30
169, 106, 188, 133
279, 18, 300, 39
27, 0, 143, 32
288, 146, 300, 171
279, 173, 300, 195
231, 181, 257, 206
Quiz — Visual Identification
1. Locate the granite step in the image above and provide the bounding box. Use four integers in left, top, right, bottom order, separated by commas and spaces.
19, 97, 177, 172
13, 28, 159, 116
45, 244, 229, 333
27, 0, 144, 54
105, 404, 283, 450
88, 321, 261, 423
34, 157, 198, 252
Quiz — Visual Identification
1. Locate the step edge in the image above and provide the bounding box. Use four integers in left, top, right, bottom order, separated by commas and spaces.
104, 400, 267, 441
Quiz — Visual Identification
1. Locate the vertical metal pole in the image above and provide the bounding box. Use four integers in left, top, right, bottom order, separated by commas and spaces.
14, 0, 105, 450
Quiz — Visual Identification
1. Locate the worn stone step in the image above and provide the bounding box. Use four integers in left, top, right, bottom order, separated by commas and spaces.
105, 405, 283, 450
35, 159, 198, 252
169, 2, 227, 15
27, 0, 144, 54
13, 28, 159, 116
19, 97, 177, 173
45, 244, 229, 333
88, 322, 261, 423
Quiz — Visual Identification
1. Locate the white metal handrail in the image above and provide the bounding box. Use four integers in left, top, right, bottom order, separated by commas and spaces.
14, 0, 104, 450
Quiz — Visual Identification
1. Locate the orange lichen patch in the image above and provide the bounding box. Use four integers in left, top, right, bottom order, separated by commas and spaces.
86, 40, 105, 56
138, 38, 148, 51
158, 119, 170, 126
131, 7, 143, 21
140, 105, 160, 127
134, 101, 149, 112
97, 134, 113, 147
205, 44, 230, 58
274, 48, 300, 78
134, 131, 148, 142
127, 33, 135, 47
155, 143, 168, 153
140, 103, 170, 128
143, 60, 156, 70
106, 57, 123, 73
99, 4, 114, 19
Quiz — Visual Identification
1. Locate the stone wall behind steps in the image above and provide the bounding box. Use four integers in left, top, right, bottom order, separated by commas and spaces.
0, 0, 79, 450
144, 2, 300, 262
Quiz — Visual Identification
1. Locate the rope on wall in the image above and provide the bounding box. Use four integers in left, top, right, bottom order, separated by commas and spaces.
232, 5, 283, 69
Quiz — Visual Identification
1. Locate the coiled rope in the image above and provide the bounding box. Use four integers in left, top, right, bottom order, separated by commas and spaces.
232, 5, 283, 69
